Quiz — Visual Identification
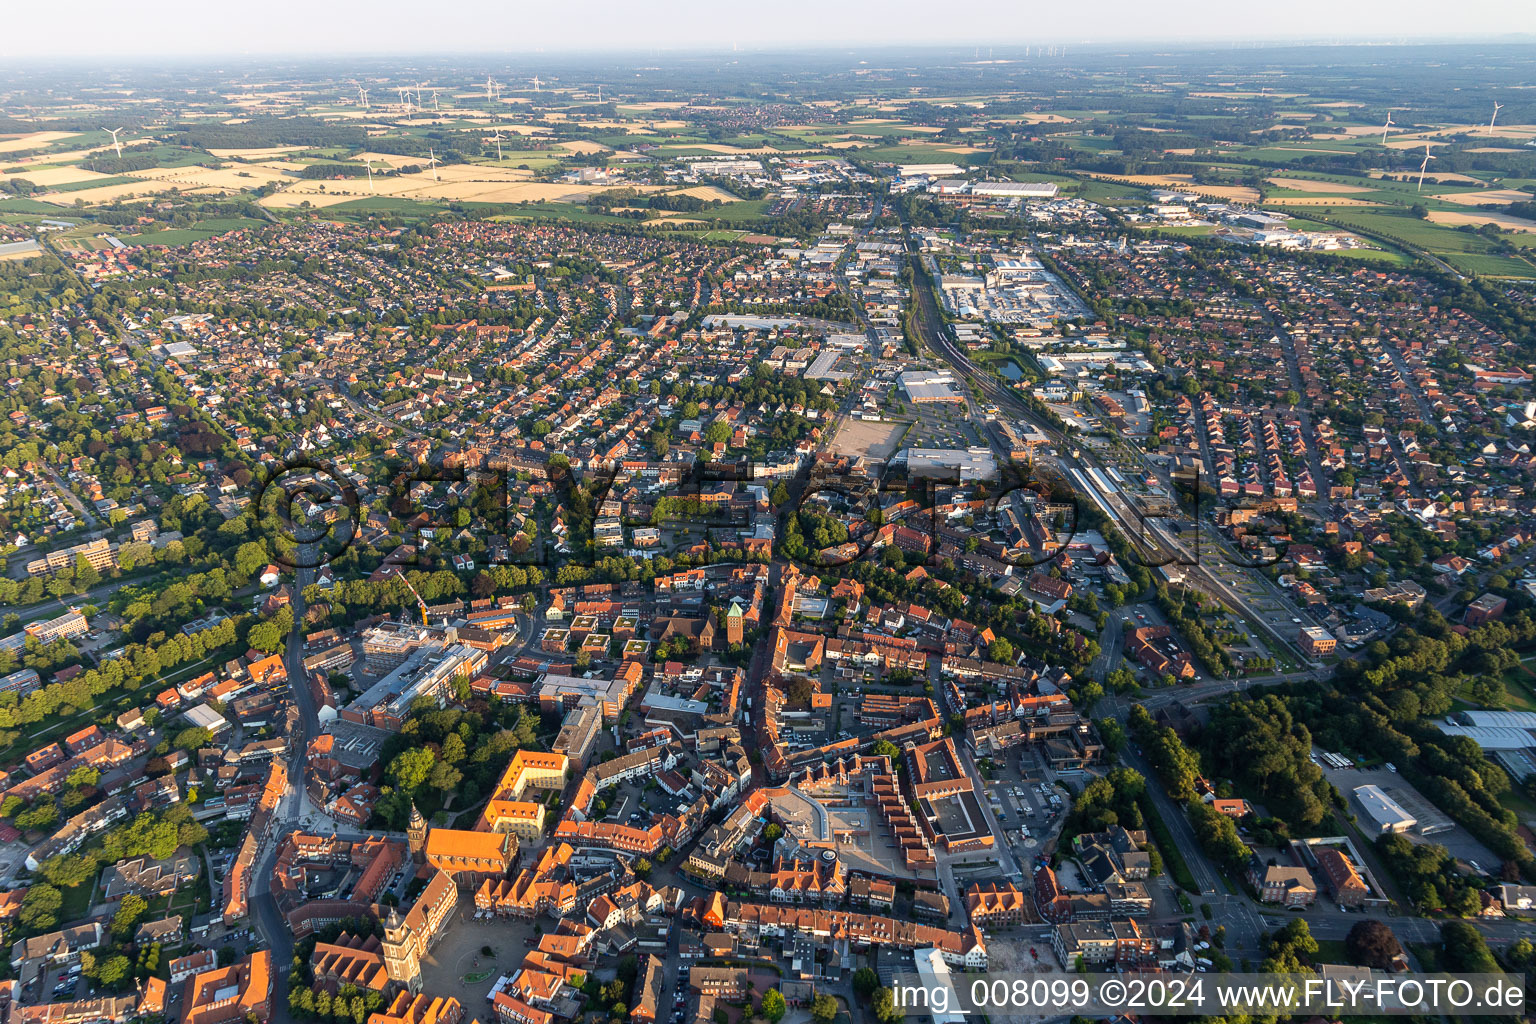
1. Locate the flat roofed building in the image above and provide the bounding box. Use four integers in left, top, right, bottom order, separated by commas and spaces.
1353, 784, 1417, 834
898, 370, 963, 404
902, 447, 999, 483
1299, 625, 1336, 658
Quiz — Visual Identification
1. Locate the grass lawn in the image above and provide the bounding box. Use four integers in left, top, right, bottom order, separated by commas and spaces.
0, 643, 238, 767
59, 869, 97, 922
1312, 939, 1351, 965
1487, 663, 1536, 711
698, 199, 770, 224
1499, 787, 1536, 820
1138, 794, 1199, 892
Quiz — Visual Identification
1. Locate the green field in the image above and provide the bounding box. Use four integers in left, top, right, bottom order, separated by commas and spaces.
698, 199, 770, 223
122, 217, 265, 246
854, 145, 991, 166
48, 175, 140, 193
1269, 205, 1536, 279
479, 201, 638, 226
1070, 179, 1149, 206
0, 197, 69, 214
315, 196, 448, 218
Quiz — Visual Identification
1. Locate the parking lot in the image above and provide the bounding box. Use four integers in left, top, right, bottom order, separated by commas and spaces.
905, 403, 982, 450
976, 745, 1067, 861
1315, 759, 1499, 870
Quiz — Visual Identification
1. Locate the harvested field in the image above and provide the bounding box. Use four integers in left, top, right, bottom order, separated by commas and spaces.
256, 190, 359, 209
1384, 138, 1452, 149
1084, 172, 1259, 202
1434, 189, 1534, 207
261, 176, 658, 208
1267, 176, 1374, 193
1427, 210, 1536, 233
0, 166, 111, 187
1372, 171, 1487, 186
208, 146, 303, 159
0, 131, 79, 153
666, 185, 739, 202
557, 140, 610, 154
127, 165, 290, 190
41, 180, 181, 205
356, 152, 426, 169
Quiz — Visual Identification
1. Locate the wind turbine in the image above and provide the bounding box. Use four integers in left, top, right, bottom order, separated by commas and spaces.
415, 82, 427, 111
103, 127, 125, 158
1381, 110, 1394, 145
365, 160, 377, 195
396, 86, 407, 106
427, 147, 439, 182
492, 128, 504, 161
530, 75, 541, 93
485, 75, 495, 101
1416, 143, 1435, 191
1489, 100, 1504, 135
432, 88, 439, 112
357, 85, 369, 109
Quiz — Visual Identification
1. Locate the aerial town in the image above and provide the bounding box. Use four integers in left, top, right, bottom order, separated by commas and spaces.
0, 28, 1534, 1024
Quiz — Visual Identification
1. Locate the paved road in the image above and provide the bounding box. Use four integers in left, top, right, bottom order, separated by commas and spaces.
247, 543, 321, 1024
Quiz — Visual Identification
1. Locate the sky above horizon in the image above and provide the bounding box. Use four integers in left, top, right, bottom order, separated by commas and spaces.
5, 0, 1535, 59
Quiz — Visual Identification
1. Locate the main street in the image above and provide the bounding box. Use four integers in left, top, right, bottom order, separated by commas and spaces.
248, 538, 323, 1024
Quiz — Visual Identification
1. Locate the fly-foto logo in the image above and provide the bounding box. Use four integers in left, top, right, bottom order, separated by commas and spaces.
248, 453, 1293, 572
251, 458, 361, 570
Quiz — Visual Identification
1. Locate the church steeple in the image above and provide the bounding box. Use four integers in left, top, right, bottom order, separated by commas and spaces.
407, 803, 427, 863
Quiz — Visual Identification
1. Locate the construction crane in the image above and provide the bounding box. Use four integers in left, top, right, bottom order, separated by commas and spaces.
398, 572, 429, 626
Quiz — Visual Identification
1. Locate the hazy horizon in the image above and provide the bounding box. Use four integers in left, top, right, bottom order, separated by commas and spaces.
5, 0, 1535, 60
